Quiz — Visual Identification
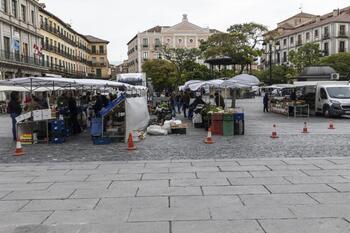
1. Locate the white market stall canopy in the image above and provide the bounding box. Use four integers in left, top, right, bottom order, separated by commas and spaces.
185, 74, 261, 91
0, 77, 147, 92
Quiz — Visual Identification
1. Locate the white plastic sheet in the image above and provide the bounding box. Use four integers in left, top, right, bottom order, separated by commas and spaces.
125, 97, 150, 142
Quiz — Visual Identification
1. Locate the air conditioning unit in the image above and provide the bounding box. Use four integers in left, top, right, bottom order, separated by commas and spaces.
331, 73, 340, 80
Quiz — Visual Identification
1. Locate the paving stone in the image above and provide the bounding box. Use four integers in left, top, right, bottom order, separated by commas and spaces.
21, 199, 99, 211
172, 220, 264, 233
118, 168, 169, 174
0, 200, 28, 212
44, 209, 130, 225
282, 159, 335, 165
86, 173, 141, 182
96, 197, 168, 210
142, 172, 196, 180
0, 191, 11, 200
48, 181, 110, 190
290, 204, 350, 218
108, 180, 169, 189
169, 166, 220, 173
170, 178, 230, 187
202, 185, 268, 196
191, 161, 238, 167
0, 176, 37, 184
240, 194, 317, 206
314, 164, 350, 170
266, 184, 336, 194
48, 164, 100, 170
30, 175, 89, 183
137, 186, 202, 197
227, 177, 290, 185
171, 196, 242, 208
328, 183, 350, 192
210, 206, 295, 220
310, 192, 350, 204
284, 176, 348, 184
236, 159, 286, 166
128, 207, 210, 222
219, 165, 270, 172
302, 170, 350, 177
250, 170, 307, 177
0, 183, 51, 191
267, 164, 321, 170
197, 171, 251, 179
71, 187, 138, 198
145, 162, 192, 168
3, 188, 76, 200
0, 212, 52, 227
260, 218, 350, 233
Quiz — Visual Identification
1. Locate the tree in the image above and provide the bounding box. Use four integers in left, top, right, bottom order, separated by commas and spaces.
288, 43, 321, 73
161, 47, 201, 85
200, 23, 267, 74
321, 52, 350, 78
252, 65, 295, 84
182, 61, 212, 81
142, 60, 177, 92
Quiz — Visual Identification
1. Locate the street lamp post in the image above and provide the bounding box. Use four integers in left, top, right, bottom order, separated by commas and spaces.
263, 40, 280, 85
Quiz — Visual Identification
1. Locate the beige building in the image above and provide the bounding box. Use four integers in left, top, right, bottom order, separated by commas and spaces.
263, 6, 350, 67
39, 4, 110, 79
127, 14, 219, 73
0, 0, 48, 79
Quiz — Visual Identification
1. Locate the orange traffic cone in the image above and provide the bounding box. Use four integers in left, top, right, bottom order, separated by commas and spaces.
127, 132, 136, 151
14, 139, 25, 156
302, 122, 309, 133
271, 124, 279, 139
204, 128, 215, 144
328, 121, 335, 130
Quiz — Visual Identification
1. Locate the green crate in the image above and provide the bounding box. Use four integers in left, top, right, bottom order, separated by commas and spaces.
223, 121, 234, 136
223, 114, 234, 121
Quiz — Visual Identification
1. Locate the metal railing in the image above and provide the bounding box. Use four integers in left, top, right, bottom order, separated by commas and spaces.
0, 50, 45, 67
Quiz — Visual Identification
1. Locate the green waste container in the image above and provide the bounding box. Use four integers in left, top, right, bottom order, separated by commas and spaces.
223, 114, 234, 136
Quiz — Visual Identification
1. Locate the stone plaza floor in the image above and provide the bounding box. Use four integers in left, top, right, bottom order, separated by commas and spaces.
1, 158, 350, 232
0, 97, 350, 232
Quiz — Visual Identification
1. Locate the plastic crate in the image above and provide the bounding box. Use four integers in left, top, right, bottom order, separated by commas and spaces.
51, 137, 65, 144
211, 119, 223, 135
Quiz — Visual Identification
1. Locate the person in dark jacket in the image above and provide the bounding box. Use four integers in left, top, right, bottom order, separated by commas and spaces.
263, 93, 269, 113
7, 92, 22, 140
182, 92, 191, 118
68, 93, 81, 134
214, 92, 225, 109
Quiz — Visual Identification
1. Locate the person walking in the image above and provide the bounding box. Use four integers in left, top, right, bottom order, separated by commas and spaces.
7, 92, 22, 141
175, 92, 182, 114
263, 93, 269, 113
182, 91, 190, 118
169, 93, 176, 117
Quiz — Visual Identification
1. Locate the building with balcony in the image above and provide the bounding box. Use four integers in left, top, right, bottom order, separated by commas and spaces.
263, 6, 350, 67
0, 0, 48, 79
38, 4, 110, 79
127, 14, 219, 73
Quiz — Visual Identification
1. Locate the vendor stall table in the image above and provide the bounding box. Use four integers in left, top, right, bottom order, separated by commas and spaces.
289, 104, 310, 118
17, 119, 50, 144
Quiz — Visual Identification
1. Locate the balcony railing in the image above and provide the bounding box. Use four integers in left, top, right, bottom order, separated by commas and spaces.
338, 32, 348, 38
323, 33, 330, 40
91, 50, 106, 55
0, 50, 45, 67
91, 62, 107, 67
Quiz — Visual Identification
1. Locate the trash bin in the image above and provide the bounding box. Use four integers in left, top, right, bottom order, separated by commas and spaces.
211, 113, 223, 135
223, 114, 234, 136
234, 113, 245, 135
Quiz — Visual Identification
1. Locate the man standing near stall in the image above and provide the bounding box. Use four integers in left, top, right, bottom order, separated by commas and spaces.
263, 93, 269, 113
7, 92, 22, 141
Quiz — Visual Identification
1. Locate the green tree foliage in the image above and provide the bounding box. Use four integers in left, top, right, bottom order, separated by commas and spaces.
142, 60, 177, 92
321, 52, 350, 78
161, 47, 201, 84
288, 43, 321, 73
252, 65, 295, 84
182, 61, 212, 81
200, 23, 267, 74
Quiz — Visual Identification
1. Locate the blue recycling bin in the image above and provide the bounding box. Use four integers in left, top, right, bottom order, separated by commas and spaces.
91, 118, 103, 137
234, 113, 245, 135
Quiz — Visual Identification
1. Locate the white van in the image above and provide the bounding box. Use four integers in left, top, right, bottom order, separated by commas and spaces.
316, 84, 350, 117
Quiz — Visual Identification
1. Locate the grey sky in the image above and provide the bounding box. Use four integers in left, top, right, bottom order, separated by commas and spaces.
41, 0, 350, 64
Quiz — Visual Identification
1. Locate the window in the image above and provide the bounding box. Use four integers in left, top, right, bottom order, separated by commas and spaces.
178, 39, 183, 43
297, 35, 302, 45
99, 45, 104, 54
283, 51, 287, 63
340, 25, 346, 36
46, 55, 49, 67
189, 39, 194, 43
39, 15, 43, 26
20, 4, 25, 22
3, 36, 10, 59
320, 88, 328, 99
1, 0, 8, 13
290, 37, 294, 45
142, 38, 148, 47
306, 32, 310, 41
324, 27, 329, 38
314, 29, 319, 38
324, 42, 329, 56
277, 52, 280, 64
143, 51, 148, 60
91, 45, 96, 54
339, 41, 345, 53
155, 38, 161, 47
11, 0, 17, 17
283, 39, 287, 46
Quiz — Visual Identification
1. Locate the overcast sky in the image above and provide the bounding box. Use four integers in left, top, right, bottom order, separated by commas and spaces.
41, 0, 349, 64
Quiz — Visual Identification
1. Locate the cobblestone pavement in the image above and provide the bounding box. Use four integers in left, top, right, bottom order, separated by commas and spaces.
0, 98, 350, 163
1, 158, 350, 232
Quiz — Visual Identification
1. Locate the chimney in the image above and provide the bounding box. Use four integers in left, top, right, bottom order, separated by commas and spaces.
315, 15, 321, 22
333, 9, 339, 17
182, 14, 188, 22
